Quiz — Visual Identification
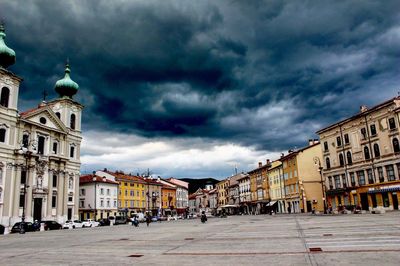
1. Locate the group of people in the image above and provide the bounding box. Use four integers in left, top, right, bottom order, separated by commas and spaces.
130, 215, 152, 227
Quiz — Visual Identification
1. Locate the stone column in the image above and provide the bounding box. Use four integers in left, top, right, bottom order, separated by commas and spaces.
26, 163, 33, 222
47, 170, 53, 219
57, 170, 64, 222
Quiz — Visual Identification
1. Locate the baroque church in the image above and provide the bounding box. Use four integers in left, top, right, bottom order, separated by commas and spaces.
0, 24, 83, 230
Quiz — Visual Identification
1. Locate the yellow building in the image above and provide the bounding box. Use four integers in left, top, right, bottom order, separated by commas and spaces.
111, 172, 147, 216
216, 179, 229, 207
296, 142, 324, 213
268, 160, 284, 213
281, 152, 300, 213
248, 161, 270, 214
160, 181, 177, 216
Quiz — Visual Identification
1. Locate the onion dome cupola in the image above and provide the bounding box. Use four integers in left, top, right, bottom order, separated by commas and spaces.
55, 62, 79, 98
0, 24, 16, 69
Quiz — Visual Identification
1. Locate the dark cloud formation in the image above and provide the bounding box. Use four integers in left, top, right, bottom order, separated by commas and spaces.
1, 0, 400, 152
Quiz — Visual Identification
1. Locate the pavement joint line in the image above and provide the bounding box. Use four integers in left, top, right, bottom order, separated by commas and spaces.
162, 249, 400, 256
295, 216, 316, 266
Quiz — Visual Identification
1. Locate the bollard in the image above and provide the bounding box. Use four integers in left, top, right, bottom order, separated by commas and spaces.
40, 223, 45, 231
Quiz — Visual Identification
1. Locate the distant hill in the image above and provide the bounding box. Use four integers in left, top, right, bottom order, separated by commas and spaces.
179, 178, 220, 194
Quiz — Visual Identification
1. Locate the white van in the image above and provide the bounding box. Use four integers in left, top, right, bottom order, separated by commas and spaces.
133, 213, 145, 222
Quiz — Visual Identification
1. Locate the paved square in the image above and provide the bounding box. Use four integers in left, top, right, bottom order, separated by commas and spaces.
1, 213, 400, 265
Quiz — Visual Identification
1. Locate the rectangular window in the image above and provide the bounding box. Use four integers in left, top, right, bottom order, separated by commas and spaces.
52, 142, 58, 154
130, 190, 134, 196
68, 196, 73, 202
100, 200, 104, 207
336, 136, 342, 147
124, 183, 128, 186
125, 190, 127, 196
370, 124, 377, 136
323, 141, 328, 151
107, 200, 110, 207
70, 146, 75, 158
107, 189, 110, 195
52, 175, 57, 188
361, 128, 367, 139
130, 200, 133, 207
20, 170, 26, 184
344, 134, 350, 144
389, 117, 396, 130
367, 169, 374, 184
38, 136, 45, 155
342, 174, 347, 187
81, 189, 85, 196
328, 176, 333, 189
137, 191, 139, 197
378, 167, 384, 182
334, 175, 341, 189
19, 194, 25, 208
357, 171, 365, 186
80, 200, 84, 208
114, 200, 117, 207
386, 165, 395, 181
100, 188, 104, 195
52, 196, 57, 208
22, 134, 29, 148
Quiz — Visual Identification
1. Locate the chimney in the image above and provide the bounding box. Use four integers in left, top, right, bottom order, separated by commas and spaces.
92, 171, 96, 176
266, 159, 270, 165
103, 168, 107, 172
281, 153, 284, 158
360, 105, 368, 112
258, 162, 262, 168
313, 139, 319, 144
288, 149, 293, 153
308, 139, 313, 146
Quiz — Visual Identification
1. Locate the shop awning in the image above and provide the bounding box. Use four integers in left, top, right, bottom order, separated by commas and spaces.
367, 187, 400, 194
266, 200, 277, 207
221, 205, 239, 208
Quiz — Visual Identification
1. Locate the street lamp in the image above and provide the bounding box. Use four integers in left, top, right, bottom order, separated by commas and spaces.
17, 146, 34, 234
313, 156, 327, 214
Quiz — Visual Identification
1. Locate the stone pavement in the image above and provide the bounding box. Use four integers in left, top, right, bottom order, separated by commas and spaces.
1, 212, 400, 265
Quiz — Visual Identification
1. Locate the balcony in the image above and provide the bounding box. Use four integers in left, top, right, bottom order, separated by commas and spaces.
32, 186, 48, 194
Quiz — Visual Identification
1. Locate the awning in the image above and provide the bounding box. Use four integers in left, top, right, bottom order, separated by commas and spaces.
367, 187, 400, 194
221, 205, 239, 208
266, 200, 277, 207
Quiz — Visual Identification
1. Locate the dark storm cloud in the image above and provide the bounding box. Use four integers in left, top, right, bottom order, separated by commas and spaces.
1, 0, 400, 151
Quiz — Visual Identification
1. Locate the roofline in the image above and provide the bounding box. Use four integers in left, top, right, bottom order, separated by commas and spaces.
316, 96, 398, 134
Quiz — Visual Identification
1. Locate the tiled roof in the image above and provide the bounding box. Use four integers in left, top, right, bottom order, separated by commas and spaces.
80, 174, 118, 185
19, 106, 46, 117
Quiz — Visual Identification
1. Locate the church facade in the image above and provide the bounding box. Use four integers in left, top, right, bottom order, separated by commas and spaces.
0, 24, 83, 230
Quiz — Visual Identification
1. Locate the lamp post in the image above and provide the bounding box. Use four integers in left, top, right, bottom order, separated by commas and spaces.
18, 146, 33, 234
313, 156, 327, 214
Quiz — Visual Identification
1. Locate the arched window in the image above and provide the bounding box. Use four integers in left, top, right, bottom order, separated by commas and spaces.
393, 138, 400, 153
0, 128, 6, 143
325, 158, 331, 169
347, 151, 352, 165
364, 146, 370, 160
70, 114, 76, 129
339, 153, 344, 167
55, 112, 61, 119
0, 87, 10, 107
373, 143, 380, 157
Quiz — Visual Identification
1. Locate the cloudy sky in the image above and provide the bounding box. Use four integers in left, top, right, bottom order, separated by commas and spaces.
1, 0, 399, 179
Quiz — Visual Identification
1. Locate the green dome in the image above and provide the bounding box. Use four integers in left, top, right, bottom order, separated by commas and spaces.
0, 24, 16, 69
55, 63, 79, 98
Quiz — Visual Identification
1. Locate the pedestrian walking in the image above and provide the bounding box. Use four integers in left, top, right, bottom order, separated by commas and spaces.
146, 215, 150, 227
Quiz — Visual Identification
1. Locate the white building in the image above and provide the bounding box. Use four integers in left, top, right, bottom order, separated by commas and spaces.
165, 178, 189, 215
0, 24, 83, 231
79, 174, 118, 221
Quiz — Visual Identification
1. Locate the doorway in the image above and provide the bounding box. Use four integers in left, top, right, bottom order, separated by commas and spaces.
306, 201, 312, 213
68, 208, 72, 220
392, 193, 399, 210
33, 198, 42, 221
360, 193, 369, 211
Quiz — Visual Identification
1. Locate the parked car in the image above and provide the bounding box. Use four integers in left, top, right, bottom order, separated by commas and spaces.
0, 224, 5, 234
114, 216, 127, 225
98, 218, 111, 226
167, 216, 178, 221
41, 220, 62, 231
63, 220, 83, 229
132, 213, 146, 222
82, 219, 99, 228
11, 222, 35, 233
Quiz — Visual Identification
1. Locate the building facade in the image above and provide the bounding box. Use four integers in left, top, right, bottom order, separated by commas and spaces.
79, 174, 118, 220
268, 160, 285, 213
0, 25, 83, 230
248, 161, 270, 214
165, 178, 189, 216
238, 174, 250, 214
317, 97, 400, 212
